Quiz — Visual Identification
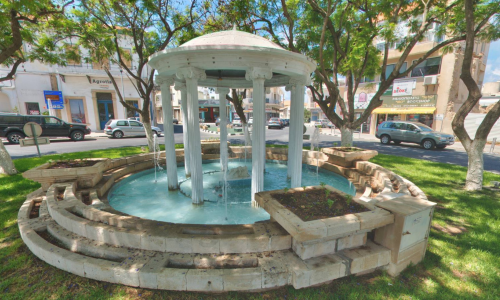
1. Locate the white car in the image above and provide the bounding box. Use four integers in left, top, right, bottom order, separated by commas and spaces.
248, 117, 253, 126
232, 117, 242, 127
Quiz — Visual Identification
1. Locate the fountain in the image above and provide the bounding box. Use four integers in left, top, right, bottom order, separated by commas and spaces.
18, 28, 436, 293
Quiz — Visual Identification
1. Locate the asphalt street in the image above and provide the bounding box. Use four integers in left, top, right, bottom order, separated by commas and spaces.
5, 126, 500, 174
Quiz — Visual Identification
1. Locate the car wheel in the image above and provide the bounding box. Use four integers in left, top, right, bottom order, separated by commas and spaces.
380, 135, 391, 145
113, 130, 124, 139
70, 130, 85, 141
422, 139, 436, 150
7, 132, 25, 144
393, 141, 401, 145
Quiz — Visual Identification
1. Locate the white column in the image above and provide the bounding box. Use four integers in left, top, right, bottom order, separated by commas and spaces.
155, 75, 178, 190
175, 82, 190, 177
177, 67, 206, 205
216, 87, 230, 171
288, 77, 308, 188
246, 68, 273, 204
286, 84, 296, 178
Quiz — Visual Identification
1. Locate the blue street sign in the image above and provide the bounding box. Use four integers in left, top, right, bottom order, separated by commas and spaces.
44, 90, 64, 109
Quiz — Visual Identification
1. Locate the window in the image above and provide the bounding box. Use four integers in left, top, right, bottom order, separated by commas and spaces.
43, 117, 62, 125
129, 121, 142, 127
126, 100, 139, 118
25, 102, 40, 115
68, 99, 87, 123
65, 45, 81, 65
376, 43, 385, 51
0, 116, 23, 123
384, 62, 407, 79
27, 116, 43, 124
117, 120, 128, 126
92, 57, 110, 70
360, 76, 375, 83
382, 122, 393, 128
411, 57, 441, 77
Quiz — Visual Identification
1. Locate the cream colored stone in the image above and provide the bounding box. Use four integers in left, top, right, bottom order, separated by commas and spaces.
186, 269, 224, 292
223, 268, 262, 291
320, 214, 360, 237
304, 254, 347, 286
157, 268, 188, 290
337, 233, 367, 251
354, 208, 394, 230
191, 237, 220, 254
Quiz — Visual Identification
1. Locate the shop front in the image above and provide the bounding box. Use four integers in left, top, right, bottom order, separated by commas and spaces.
373, 95, 437, 131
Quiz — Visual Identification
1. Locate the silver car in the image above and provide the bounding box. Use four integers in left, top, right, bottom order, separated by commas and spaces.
105, 119, 162, 139
376, 121, 454, 150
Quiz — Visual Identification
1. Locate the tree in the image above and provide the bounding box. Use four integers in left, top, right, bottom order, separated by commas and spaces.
0, 0, 75, 82
221, 0, 495, 146
0, 0, 75, 175
74, 0, 205, 151
451, 0, 500, 191
304, 108, 311, 123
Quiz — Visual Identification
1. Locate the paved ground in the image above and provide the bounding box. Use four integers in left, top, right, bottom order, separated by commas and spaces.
5, 124, 500, 174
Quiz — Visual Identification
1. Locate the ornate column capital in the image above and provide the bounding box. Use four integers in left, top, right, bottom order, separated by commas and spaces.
286, 76, 311, 91
174, 81, 187, 92
215, 87, 230, 96
155, 75, 175, 86
245, 67, 273, 81
176, 67, 207, 81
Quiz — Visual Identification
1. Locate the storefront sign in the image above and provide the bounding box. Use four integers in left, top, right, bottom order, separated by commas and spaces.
199, 107, 209, 112
43, 90, 64, 109
392, 81, 413, 96
380, 95, 437, 108
91, 78, 113, 85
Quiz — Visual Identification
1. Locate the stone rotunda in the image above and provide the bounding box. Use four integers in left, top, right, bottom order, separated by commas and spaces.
148, 28, 317, 205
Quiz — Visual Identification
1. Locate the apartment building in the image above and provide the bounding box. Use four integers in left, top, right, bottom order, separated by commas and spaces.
242, 87, 286, 120
0, 38, 148, 131
341, 29, 490, 134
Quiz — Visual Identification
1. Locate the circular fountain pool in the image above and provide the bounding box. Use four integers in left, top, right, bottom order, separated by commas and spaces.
108, 160, 355, 225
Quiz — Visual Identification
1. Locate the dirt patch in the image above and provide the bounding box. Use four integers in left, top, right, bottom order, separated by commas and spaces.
271, 188, 369, 221
29, 202, 41, 219
332, 147, 365, 152
56, 189, 64, 201
432, 223, 467, 236
81, 193, 91, 205
48, 160, 99, 169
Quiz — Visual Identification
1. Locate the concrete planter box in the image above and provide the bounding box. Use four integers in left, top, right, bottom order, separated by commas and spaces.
23, 158, 109, 191
255, 185, 394, 259
321, 147, 378, 167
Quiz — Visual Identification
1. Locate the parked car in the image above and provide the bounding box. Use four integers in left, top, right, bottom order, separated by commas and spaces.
232, 117, 242, 127
375, 121, 454, 150
268, 119, 282, 129
127, 117, 140, 122
215, 117, 220, 126
248, 117, 253, 126
0, 113, 91, 144
105, 119, 162, 139
173, 118, 179, 124
269, 118, 283, 129
282, 119, 290, 126
326, 121, 335, 128
312, 120, 323, 128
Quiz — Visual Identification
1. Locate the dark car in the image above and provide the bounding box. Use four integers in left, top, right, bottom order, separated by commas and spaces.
215, 117, 220, 126
0, 114, 91, 144
173, 118, 179, 124
375, 121, 454, 150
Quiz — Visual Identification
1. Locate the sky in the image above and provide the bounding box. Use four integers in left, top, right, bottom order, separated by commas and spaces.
485, 39, 500, 83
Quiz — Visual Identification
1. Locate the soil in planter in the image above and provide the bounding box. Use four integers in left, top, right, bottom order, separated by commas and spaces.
29, 202, 41, 219
271, 188, 369, 221
47, 160, 99, 169
333, 147, 365, 152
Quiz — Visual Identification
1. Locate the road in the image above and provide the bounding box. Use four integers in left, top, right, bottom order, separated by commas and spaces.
5, 126, 500, 174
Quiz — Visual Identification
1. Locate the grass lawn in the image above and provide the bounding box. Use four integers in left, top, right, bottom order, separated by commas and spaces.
1, 147, 499, 299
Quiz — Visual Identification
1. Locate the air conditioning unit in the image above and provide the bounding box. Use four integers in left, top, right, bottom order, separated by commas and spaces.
423, 75, 438, 85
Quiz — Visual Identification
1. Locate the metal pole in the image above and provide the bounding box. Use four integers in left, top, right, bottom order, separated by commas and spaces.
31, 124, 41, 158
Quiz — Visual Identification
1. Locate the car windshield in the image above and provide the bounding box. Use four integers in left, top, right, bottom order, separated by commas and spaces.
415, 123, 433, 132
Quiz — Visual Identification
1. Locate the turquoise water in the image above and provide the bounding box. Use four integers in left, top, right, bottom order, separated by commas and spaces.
108, 160, 355, 225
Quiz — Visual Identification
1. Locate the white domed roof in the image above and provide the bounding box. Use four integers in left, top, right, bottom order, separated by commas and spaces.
180, 28, 284, 50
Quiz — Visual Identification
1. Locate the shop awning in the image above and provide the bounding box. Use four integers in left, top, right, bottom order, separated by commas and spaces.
372, 107, 436, 114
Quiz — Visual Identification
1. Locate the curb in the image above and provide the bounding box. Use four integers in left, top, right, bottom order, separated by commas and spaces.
200, 128, 244, 136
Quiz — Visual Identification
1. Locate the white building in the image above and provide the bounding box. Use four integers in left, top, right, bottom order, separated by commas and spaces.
0, 38, 148, 131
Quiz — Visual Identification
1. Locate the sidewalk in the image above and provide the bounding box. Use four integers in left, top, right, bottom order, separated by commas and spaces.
87, 131, 108, 138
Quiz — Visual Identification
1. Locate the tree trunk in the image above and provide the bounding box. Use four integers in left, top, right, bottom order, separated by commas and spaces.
340, 126, 354, 147
141, 112, 155, 153
0, 140, 17, 175
464, 140, 486, 191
